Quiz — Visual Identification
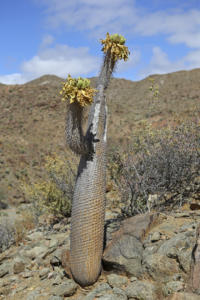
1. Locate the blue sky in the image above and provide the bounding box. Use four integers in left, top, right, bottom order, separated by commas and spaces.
1, 0, 200, 84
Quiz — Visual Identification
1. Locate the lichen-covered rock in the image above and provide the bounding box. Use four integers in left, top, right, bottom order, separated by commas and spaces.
83, 283, 112, 300
157, 231, 196, 273
143, 253, 180, 282
52, 279, 78, 297
167, 292, 200, 300
163, 281, 185, 297
103, 234, 143, 276
103, 213, 159, 277
107, 273, 128, 287
125, 280, 157, 300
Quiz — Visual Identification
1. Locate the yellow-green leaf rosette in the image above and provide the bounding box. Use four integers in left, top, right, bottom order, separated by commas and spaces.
100, 33, 130, 61
60, 75, 97, 107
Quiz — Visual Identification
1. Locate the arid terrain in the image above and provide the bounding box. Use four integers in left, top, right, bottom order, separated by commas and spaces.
0, 68, 200, 206
0, 69, 200, 300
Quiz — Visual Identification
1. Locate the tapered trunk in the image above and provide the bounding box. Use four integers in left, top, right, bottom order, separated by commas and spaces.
69, 50, 115, 286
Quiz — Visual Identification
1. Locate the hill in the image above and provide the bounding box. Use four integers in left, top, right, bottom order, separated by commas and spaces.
0, 69, 200, 205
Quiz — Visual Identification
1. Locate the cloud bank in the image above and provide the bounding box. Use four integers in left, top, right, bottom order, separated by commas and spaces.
1, 1, 200, 83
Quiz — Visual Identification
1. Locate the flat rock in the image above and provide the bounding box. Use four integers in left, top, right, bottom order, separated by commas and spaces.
103, 213, 159, 277
125, 280, 157, 300
143, 253, 180, 282
0, 262, 11, 277
52, 280, 77, 297
167, 292, 200, 300
83, 283, 112, 300
163, 281, 185, 297
158, 231, 196, 273
39, 267, 50, 280
103, 234, 143, 276
107, 273, 128, 287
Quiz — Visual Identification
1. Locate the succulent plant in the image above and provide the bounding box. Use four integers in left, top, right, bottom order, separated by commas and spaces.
101, 32, 130, 61
60, 75, 96, 107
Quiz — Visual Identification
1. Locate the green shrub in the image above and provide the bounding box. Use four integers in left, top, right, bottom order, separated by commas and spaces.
22, 153, 76, 218
108, 121, 200, 216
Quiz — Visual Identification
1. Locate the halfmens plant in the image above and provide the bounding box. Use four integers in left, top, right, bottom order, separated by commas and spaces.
62, 33, 129, 286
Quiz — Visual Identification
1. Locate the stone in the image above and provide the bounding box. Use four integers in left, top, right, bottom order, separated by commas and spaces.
97, 295, 122, 300
22, 271, 33, 278
26, 232, 43, 241
103, 213, 160, 276
103, 235, 143, 277
158, 231, 196, 273
118, 212, 159, 240
112, 287, 128, 300
143, 253, 180, 282
52, 280, 77, 297
50, 255, 61, 267
167, 292, 200, 300
25, 246, 49, 259
12, 256, 29, 274
83, 283, 112, 300
26, 289, 41, 300
191, 224, 200, 291
13, 261, 25, 274
0, 262, 10, 277
48, 271, 58, 279
130, 276, 137, 282
150, 231, 161, 242
52, 275, 62, 285
39, 267, 50, 280
25, 243, 57, 259
48, 296, 64, 300
107, 273, 128, 287
125, 280, 157, 300
163, 281, 185, 297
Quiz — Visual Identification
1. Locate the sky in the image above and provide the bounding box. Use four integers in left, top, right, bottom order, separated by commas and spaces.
0, 0, 200, 84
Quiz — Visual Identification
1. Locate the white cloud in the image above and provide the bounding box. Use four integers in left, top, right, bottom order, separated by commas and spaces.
34, 1, 200, 78
0, 43, 99, 84
139, 45, 200, 80
139, 47, 185, 79
0, 73, 27, 85
184, 50, 200, 68
168, 32, 200, 48
40, 34, 54, 48
117, 48, 140, 73
37, 0, 200, 50
2, 1, 200, 84
37, 0, 138, 37
22, 44, 99, 78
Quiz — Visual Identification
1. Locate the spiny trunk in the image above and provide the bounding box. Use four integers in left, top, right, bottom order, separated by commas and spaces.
68, 50, 116, 286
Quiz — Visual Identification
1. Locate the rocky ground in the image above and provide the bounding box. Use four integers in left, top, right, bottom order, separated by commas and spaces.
1, 203, 200, 300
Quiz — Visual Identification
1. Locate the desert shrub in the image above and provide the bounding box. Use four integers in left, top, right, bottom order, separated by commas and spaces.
22, 153, 76, 218
108, 121, 200, 216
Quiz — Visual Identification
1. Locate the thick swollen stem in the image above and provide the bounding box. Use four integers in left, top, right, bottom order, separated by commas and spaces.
69, 50, 117, 286
65, 102, 91, 155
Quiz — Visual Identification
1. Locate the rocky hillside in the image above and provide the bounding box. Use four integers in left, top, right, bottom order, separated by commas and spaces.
1, 204, 200, 299
0, 68, 200, 299
0, 69, 200, 205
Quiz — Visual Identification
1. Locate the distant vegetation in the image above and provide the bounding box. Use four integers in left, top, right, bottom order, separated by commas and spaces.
108, 121, 200, 216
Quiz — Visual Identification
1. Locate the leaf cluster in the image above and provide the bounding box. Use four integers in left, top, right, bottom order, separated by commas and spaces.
60, 74, 97, 107
101, 33, 130, 61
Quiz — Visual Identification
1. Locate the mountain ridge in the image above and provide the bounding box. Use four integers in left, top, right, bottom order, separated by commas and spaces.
0, 68, 199, 205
